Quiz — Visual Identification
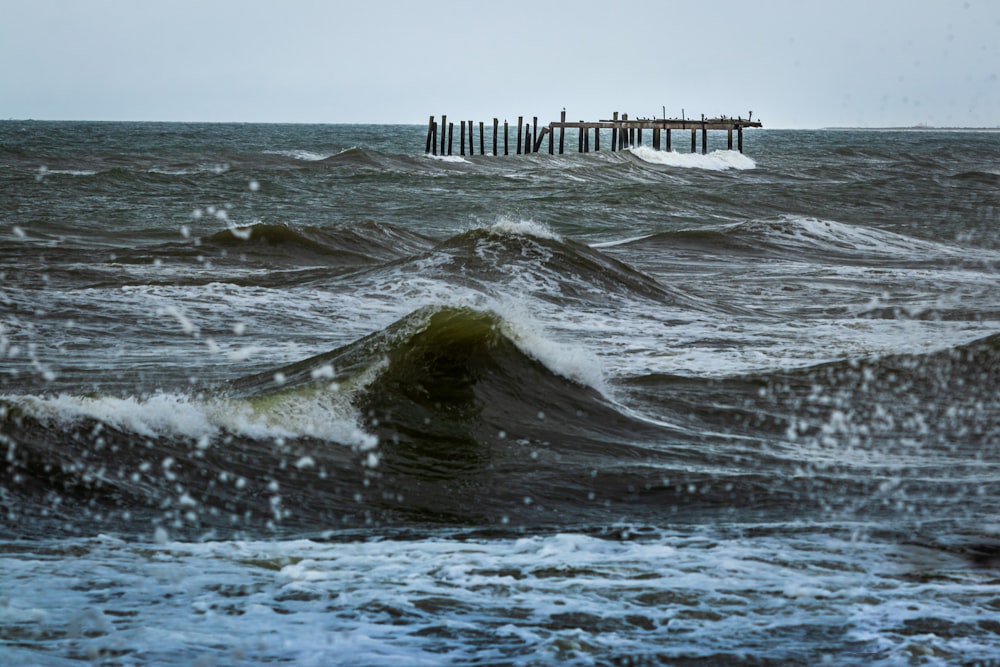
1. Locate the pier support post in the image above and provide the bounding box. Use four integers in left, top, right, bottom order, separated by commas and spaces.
738, 125, 744, 153
517, 116, 523, 155
480, 121, 485, 155
493, 118, 499, 156
594, 126, 600, 151
426, 116, 434, 154
653, 127, 661, 150
468, 121, 474, 155
559, 109, 566, 154
701, 121, 707, 155
440, 115, 447, 155
504, 120, 509, 156
448, 122, 454, 155
727, 127, 733, 151
665, 128, 671, 151
611, 112, 618, 152
533, 117, 538, 152
460, 120, 466, 156
690, 128, 696, 153
548, 125, 554, 154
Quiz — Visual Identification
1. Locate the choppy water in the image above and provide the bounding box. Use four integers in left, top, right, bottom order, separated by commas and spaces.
1, 121, 999, 665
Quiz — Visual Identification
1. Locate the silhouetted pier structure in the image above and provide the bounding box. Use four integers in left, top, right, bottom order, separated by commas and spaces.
424, 110, 762, 157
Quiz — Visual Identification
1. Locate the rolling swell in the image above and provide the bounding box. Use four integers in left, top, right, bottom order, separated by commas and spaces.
2, 305, 836, 539
201, 221, 434, 265
416, 225, 733, 313
621, 216, 983, 266
620, 332, 1000, 520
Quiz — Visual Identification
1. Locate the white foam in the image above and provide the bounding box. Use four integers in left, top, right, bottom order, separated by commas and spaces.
1, 528, 990, 666
484, 216, 562, 241
424, 153, 470, 164
263, 149, 332, 161
629, 145, 756, 170
3, 389, 376, 450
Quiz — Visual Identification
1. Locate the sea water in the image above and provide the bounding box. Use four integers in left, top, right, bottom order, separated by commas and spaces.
1, 121, 999, 665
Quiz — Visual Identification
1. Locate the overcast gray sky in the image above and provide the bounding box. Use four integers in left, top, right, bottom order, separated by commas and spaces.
2, 0, 998, 128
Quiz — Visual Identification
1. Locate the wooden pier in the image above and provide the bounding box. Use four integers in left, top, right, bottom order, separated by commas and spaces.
424, 110, 762, 157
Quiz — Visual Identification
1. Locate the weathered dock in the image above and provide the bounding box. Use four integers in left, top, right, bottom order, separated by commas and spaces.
424, 110, 762, 157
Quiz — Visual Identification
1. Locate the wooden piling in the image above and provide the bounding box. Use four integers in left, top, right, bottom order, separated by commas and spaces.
611, 112, 618, 152
701, 120, 707, 155
426, 116, 434, 154
504, 120, 509, 156
468, 120, 474, 155
665, 128, 671, 151
548, 126, 554, 154
479, 121, 485, 155
738, 125, 744, 153
440, 115, 447, 155
493, 118, 499, 156
516, 116, 523, 155
533, 117, 538, 152
594, 126, 600, 152
559, 110, 566, 154
653, 127, 661, 151
727, 127, 733, 151
448, 122, 454, 155
460, 120, 466, 156
690, 128, 696, 153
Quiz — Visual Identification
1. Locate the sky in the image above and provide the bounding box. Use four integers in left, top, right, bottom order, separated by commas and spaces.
2, 0, 999, 128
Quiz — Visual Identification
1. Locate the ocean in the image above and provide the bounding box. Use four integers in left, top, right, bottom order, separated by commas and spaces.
1, 120, 998, 665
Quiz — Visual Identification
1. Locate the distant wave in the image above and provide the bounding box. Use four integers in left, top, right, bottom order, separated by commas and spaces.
262, 149, 332, 161
621, 215, 993, 265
